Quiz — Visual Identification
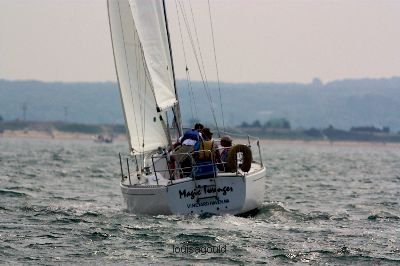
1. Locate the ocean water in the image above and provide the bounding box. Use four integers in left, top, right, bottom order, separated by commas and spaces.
1, 138, 399, 265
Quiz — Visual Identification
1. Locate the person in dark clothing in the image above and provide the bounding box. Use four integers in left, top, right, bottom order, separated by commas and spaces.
170, 123, 204, 178
217, 135, 233, 171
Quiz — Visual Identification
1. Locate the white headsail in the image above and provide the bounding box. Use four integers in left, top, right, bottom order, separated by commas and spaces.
108, 0, 170, 153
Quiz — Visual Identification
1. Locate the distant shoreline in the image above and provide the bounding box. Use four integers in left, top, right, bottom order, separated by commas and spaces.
2, 129, 400, 148
259, 138, 400, 148
0, 129, 126, 141
2, 120, 400, 144
2, 77, 400, 134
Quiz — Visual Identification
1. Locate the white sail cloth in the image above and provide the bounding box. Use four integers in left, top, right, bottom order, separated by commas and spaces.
108, 0, 170, 153
129, 0, 177, 111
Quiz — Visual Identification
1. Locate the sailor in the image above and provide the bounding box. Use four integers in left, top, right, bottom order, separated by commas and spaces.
170, 123, 204, 178
195, 128, 217, 161
177, 123, 204, 146
191, 128, 219, 179
217, 135, 233, 171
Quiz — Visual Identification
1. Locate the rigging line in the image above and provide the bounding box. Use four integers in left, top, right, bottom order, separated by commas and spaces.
178, 1, 220, 133
162, 0, 183, 137
132, 15, 146, 154
138, 38, 168, 151
131, 4, 162, 155
186, 68, 197, 121
183, 1, 202, 122
138, 34, 172, 151
178, 2, 205, 86
118, 1, 141, 153
184, 67, 198, 121
137, 38, 157, 152
208, 0, 226, 134
138, 48, 151, 162
174, 0, 195, 122
179, 2, 207, 88
130, 3, 169, 149
188, 0, 211, 91
187, 0, 218, 122
180, 1, 219, 132
181, 3, 219, 131
142, 65, 147, 153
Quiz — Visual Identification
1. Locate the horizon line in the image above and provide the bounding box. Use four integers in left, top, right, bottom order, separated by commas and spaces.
1, 75, 400, 86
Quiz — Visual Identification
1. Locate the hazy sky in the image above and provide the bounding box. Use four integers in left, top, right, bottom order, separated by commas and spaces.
0, 0, 399, 83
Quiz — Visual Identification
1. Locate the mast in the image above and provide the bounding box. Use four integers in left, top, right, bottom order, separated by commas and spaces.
162, 0, 183, 137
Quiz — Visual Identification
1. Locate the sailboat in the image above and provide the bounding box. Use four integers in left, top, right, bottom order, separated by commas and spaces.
107, 0, 266, 215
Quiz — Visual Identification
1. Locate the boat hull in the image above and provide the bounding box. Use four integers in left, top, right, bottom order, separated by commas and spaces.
120, 164, 266, 215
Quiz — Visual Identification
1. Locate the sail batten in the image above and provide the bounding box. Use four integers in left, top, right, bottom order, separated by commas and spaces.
108, 0, 170, 153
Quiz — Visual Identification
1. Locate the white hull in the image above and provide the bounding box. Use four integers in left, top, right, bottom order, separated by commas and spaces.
120, 163, 266, 215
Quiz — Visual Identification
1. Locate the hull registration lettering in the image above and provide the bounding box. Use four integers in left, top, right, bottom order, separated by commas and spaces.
186, 199, 230, 209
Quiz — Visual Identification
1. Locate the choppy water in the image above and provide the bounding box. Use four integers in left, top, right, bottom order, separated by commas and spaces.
1, 138, 399, 265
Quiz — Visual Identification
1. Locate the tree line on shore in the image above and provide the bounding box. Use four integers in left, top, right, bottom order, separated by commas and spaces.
236, 118, 400, 142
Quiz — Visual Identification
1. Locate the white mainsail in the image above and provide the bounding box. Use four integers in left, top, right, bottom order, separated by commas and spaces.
130, 0, 177, 110
108, 0, 170, 153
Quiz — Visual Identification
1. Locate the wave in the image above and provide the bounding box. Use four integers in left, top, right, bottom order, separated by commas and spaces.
256, 202, 335, 222
5, 186, 42, 192
0, 189, 30, 198
20, 205, 103, 221
368, 211, 400, 221
176, 233, 217, 242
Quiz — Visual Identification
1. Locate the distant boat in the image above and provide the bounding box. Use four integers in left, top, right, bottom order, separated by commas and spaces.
107, 0, 266, 215
94, 134, 113, 143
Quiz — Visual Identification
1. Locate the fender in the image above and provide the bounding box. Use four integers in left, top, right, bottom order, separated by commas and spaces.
226, 144, 253, 172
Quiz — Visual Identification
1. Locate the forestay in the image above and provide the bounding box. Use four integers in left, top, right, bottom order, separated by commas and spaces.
108, 0, 170, 153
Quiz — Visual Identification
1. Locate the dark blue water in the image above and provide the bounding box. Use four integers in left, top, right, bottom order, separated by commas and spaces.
1, 138, 399, 264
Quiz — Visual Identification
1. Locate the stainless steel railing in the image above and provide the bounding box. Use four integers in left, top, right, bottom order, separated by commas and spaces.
118, 135, 264, 185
